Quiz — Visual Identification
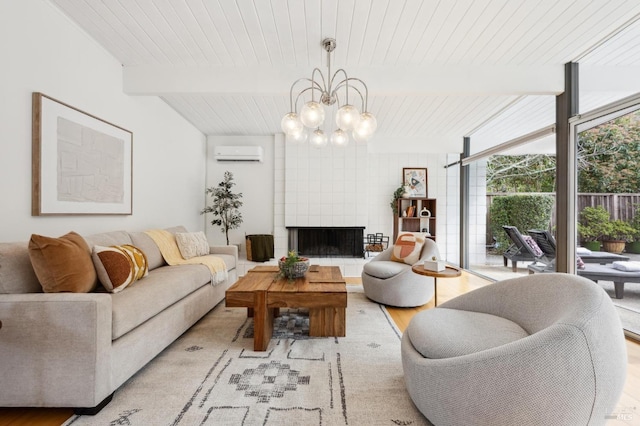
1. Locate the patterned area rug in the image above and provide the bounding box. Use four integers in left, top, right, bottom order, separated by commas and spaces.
64, 286, 430, 425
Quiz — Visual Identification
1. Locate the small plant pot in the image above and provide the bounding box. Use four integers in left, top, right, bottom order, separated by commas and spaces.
278, 260, 310, 279
625, 241, 640, 254
581, 241, 602, 251
602, 240, 626, 254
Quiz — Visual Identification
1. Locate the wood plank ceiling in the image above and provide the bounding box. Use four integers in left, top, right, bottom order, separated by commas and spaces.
49, 0, 640, 152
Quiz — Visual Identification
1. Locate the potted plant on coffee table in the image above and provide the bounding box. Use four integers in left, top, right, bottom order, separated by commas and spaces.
601, 219, 635, 254
578, 206, 611, 251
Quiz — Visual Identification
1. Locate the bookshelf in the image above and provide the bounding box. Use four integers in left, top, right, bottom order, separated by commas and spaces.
393, 198, 436, 241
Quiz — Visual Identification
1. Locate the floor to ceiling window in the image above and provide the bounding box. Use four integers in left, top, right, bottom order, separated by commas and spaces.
572, 94, 640, 337
464, 97, 557, 281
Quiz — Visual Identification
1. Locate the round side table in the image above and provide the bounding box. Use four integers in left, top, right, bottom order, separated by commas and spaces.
411, 265, 461, 306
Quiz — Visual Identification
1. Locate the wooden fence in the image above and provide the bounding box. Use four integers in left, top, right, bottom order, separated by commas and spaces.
486, 193, 640, 244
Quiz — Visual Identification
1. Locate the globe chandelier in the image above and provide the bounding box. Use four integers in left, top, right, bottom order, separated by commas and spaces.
281, 38, 377, 148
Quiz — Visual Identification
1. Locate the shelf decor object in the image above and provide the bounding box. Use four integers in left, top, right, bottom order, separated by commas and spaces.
281, 38, 377, 148
32, 92, 133, 215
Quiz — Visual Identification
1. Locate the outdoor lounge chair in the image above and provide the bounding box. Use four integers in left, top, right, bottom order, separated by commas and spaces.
502, 225, 549, 272
527, 229, 630, 266
528, 263, 640, 299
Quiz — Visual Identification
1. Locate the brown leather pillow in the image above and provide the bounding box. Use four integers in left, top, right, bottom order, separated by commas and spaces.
28, 231, 97, 293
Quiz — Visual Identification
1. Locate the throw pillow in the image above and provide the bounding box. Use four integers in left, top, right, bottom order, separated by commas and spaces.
522, 235, 543, 257
391, 233, 426, 265
92, 244, 149, 293
28, 231, 97, 293
175, 231, 209, 259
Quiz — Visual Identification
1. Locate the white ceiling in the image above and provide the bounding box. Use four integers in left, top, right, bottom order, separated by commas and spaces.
49, 0, 640, 153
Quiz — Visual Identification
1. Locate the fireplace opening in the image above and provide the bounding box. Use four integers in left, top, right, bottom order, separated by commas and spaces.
288, 227, 365, 258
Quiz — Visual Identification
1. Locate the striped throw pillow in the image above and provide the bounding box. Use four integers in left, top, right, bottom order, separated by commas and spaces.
92, 244, 149, 293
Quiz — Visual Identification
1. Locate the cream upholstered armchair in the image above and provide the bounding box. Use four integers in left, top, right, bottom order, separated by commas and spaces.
361, 236, 439, 307
401, 273, 627, 426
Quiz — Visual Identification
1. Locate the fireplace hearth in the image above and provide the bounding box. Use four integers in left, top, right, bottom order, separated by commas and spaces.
288, 227, 365, 258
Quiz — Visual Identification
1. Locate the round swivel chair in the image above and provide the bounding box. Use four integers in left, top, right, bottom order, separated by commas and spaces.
361, 237, 439, 307
402, 273, 627, 426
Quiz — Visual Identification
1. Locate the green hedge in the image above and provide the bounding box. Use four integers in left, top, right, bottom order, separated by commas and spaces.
489, 195, 555, 254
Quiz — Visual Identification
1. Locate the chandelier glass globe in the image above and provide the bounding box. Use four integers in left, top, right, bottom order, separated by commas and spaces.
286, 129, 308, 143
354, 112, 377, 137
300, 101, 325, 128
309, 129, 328, 148
330, 129, 349, 147
281, 112, 303, 135
335, 104, 360, 130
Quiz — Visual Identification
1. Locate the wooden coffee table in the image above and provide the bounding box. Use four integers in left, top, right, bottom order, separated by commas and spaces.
225, 265, 347, 351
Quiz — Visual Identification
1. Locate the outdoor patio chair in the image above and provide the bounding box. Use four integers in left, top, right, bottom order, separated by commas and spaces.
527, 229, 630, 266
502, 225, 549, 272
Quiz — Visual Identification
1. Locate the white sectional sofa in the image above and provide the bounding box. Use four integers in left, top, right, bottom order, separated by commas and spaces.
0, 226, 237, 413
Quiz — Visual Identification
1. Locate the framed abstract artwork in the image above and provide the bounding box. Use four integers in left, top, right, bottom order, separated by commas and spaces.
402, 167, 428, 197
32, 92, 133, 215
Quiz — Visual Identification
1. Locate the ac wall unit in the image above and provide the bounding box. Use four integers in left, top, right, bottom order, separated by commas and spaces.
214, 146, 263, 162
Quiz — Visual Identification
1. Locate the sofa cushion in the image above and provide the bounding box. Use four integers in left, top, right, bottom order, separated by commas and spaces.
83, 230, 133, 248
407, 308, 529, 359
391, 233, 426, 265
129, 231, 165, 270
0, 242, 42, 293
92, 245, 149, 293
175, 231, 209, 259
363, 260, 409, 279
110, 264, 212, 339
28, 231, 97, 293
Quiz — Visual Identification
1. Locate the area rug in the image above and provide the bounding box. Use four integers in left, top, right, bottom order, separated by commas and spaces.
64, 286, 430, 426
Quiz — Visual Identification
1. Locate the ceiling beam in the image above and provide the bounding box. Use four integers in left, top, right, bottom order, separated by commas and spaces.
580, 66, 640, 92
123, 65, 565, 96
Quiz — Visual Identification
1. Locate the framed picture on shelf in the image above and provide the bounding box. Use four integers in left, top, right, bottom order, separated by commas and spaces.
32, 92, 133, 215
402, 167, 427, 197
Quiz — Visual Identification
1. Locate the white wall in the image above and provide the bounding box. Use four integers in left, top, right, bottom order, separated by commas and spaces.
0, 0, 205, 241
205, 136, 275, 246
272, 136, 453, 260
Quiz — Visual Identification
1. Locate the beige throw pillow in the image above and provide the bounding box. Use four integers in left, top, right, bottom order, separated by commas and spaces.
175, 231, 210, 259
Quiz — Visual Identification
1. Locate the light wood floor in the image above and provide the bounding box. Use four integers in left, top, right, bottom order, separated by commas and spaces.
2, 272, 639, 426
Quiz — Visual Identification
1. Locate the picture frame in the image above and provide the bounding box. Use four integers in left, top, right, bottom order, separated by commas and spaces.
402, 167, 428, 197
32, 92, 133, 215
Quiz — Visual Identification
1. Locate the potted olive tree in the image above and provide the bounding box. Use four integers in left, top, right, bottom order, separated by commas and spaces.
578, 206, 610, 251
201, 171, 243, 245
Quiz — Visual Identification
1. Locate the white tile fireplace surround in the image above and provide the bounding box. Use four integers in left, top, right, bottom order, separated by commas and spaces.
269, 134, 458, 268
284, 142, 368, 228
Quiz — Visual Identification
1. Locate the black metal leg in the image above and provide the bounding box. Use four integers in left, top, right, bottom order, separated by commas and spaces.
434, 277, 438, 307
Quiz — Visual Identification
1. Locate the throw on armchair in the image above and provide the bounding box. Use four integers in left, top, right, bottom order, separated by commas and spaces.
361, 235, 439, 307
401, 273, 627, 426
